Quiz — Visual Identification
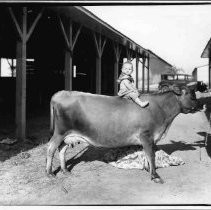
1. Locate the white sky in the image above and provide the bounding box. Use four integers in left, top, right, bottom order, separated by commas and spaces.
85, 5, 211, 74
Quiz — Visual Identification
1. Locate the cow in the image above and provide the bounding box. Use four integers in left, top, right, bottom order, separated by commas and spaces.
46, 83, 199, 184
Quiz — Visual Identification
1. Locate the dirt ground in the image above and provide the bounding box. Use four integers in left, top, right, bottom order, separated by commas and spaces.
0, 109, 211, 206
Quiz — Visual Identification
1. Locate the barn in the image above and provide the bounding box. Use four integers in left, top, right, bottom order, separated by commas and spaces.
0, 5, 173, 141
200, 37, 211, 88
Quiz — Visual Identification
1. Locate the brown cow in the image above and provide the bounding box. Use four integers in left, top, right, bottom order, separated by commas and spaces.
46, 84, 199, 183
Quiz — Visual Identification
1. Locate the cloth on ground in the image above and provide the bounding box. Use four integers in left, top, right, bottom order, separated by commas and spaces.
103, 146, 184, 170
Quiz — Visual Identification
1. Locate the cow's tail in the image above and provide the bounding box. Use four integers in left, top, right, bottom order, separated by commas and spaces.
49, 101, 55, 139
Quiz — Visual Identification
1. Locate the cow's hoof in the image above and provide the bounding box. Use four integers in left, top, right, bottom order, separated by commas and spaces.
152, 177, 164, 184
46, 171, 56, 179
61, 169, 71, 175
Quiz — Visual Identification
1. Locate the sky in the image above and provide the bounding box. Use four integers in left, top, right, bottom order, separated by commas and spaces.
85, 4, 211, 74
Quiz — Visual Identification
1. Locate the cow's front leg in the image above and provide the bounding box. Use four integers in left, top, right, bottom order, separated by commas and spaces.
46, 134, 63, 177
58, 142, 70, 175
140, 132, 164, 184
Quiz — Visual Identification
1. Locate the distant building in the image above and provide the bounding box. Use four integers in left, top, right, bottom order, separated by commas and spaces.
192, 66, 208, 84
201, 38, 211, 88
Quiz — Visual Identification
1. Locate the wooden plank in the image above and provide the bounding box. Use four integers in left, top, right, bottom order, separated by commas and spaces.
16, 7, 27, 141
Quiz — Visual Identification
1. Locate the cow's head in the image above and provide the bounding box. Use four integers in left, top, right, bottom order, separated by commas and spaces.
177, 82, 200, 114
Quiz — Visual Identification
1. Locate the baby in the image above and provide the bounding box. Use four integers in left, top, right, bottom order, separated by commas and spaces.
117, 61, 149, 108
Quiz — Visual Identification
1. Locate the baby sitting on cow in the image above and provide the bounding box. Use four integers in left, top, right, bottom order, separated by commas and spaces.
117, 61, 149, 108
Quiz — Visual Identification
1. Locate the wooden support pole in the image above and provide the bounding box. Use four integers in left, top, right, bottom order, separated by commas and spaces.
136, 52, 139, 89
147, 54, 150, 93
96, 55, 101, 94
142, 55, 146, 93
209, 54, 211, 89
59, 17, 82, 91
0, 58, 1, 76
93, 32, 107, 94
113, 43, 121, 96
8, 7, 44, 141
126, 48, 132, 61
16, 7, 27, 141
64, 19, 73, 91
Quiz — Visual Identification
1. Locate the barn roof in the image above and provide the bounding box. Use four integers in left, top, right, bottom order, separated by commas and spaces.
147, 49, 172, 68
201, 37, 211, 58
47, 6, 147, 54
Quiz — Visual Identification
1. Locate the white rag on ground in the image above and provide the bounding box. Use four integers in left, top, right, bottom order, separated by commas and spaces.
103, 147, 184, 170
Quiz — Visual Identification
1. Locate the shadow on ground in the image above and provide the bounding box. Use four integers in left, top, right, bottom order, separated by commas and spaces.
53, 135, 211, 175
0, 110, 50, 162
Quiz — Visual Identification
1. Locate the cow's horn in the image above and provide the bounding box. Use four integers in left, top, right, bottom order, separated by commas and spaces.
187, 81, 197, 87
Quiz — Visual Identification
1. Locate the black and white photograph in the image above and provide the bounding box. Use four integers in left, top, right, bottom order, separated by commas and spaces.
0, 0, 211, 207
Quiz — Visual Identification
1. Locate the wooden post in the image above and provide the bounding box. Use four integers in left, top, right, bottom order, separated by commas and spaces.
113, 43, 121, 96
142, 55, 146, 93
93, 32, 107, 94
147, 54, 150, 93
65, 19, 73, 91
126, 48, 132, 61
9, 7, 44, 141
136, 51, 139, 89
59, 17, 82, 91
16, 8, 27, 141
96, 55, 101, 94
0, 58, 1, 76
209, 54, 211, 89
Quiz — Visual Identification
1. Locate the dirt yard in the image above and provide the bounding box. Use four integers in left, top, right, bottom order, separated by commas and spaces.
0, 109, 211, 205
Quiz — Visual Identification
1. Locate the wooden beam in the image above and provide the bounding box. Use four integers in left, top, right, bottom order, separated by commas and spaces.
0, 58, 1, 76
26, 8, 44, 42
59, 16, 70, 49
93, 32, 100, 56
8, 7, 23, 40
96, 56, 101, 94
136, 52, 139, 89
64, 19, 73, 91
113, 43, 121, 95
72, 24, 82, 51
209, 55, 211, 89
93, 33, 107, 94
147, 54, 150, 93
142, 55, 146, 93
16, 7, 27, 140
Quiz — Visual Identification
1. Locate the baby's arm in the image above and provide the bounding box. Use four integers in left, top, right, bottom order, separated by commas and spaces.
122, 79, 138, 92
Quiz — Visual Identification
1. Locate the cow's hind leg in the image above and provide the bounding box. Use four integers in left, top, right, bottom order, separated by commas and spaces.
46, 134, 63, 177
58, 142, 69, 174
140, 132, 164, 184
